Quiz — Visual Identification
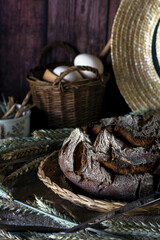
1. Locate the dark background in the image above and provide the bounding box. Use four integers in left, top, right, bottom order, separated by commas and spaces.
0, 0, 130, 128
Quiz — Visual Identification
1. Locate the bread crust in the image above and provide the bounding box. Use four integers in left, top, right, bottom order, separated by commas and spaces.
59, 115, 160, 201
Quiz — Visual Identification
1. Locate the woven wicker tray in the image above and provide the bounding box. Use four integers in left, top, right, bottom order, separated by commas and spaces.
38, 151, 160, 215
38, 151, 125, 212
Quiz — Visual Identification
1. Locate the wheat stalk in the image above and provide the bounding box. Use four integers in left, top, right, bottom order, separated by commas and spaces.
34, 196, 77, 228
0, 229, 23, 240
3, 156, 46, 185
0, 183, 13, 199
1, 144, 51, 161
0, 197, 113, 239
0, 183, 124, 239
25, 231, 120, 240
33, 128, 73, 140
102, 219, 160, 238
0, 164, 8, 174
0, 137, 52, 155
0, 192, 77, 229
0, 198, 37, 215
0, 128, 72, 158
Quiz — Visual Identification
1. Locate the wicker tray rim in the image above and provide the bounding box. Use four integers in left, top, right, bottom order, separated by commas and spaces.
38, 151, 125, 212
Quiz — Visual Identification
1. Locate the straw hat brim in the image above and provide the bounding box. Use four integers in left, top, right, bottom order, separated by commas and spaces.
111, 0, 160, 111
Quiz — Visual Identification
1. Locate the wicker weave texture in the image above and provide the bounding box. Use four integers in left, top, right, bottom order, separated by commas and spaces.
27, 64, 109, 128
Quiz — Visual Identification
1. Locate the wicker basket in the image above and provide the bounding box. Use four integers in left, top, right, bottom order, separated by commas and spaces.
28, 41, 77, 83
27, 42, 109, 129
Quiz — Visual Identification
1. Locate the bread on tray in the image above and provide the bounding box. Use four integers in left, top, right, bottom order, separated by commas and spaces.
59, 114, 160, 201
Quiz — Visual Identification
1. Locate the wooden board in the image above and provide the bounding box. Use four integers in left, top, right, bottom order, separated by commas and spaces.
1, 169, 160, 237
47, 0, 109, 57
0, 0, 48, 101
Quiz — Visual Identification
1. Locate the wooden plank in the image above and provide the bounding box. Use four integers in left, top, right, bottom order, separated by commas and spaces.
105, 0, 121, 65
107, 0, 121, 39
101, 0, 130, 118
0, 0, 48, 102
47, 0, 109, 61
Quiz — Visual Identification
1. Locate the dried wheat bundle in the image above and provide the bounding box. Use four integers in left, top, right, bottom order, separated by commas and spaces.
0, 184, 124, 239
0, 128, 73, 184
0, 183, 160, 240
0, 137, 50, 158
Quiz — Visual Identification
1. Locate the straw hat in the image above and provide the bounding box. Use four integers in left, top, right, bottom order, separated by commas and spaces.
111, 0, 160, 111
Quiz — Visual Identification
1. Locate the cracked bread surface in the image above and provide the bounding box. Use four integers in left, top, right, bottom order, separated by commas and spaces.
58, 114, 160, 201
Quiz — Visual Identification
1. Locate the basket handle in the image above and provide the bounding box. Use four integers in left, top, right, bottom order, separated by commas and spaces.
38, 41, 77, 65
53, 65, 102, 89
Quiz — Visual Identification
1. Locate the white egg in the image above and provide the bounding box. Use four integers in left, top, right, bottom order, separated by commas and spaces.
53, 66, 81, 82
74, 53, 104, 79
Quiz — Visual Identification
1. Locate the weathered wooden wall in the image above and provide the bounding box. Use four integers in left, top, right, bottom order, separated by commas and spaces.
0, 0, 130, 119
0, 0, 48, 101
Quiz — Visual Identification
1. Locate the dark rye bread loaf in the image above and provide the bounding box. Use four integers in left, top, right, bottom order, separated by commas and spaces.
58, 114, 160, 201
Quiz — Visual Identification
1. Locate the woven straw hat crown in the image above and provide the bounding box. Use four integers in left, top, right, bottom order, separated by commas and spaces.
111, 0, 160, 111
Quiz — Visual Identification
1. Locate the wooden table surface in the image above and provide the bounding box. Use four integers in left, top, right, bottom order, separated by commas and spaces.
0, 168, 160, 239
